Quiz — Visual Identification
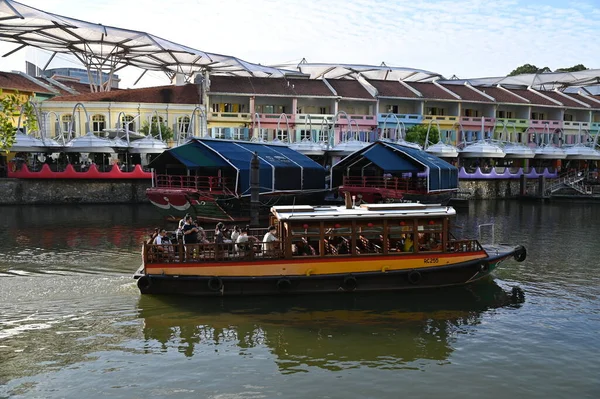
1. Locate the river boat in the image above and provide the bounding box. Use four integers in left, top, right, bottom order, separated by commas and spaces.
134, 201, 526, 296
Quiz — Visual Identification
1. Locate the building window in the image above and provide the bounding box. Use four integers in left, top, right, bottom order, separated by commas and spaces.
564, 114, 574, 122
61, 114, 73, 133
92, 114, 105, 133
387, 105, 399, 114
531, 112, 546, 120
178, 116, 190, 134
463, 109, 479, 117
300, 129, 311, 141
121, 115, 136, 132
263, 105, 274, 114
319, 107, 327, 114
426, 107, 445, 116
276, 129, 288, 142
212, 103, 220, 112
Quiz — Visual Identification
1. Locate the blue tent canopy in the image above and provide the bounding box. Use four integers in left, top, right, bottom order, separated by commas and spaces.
331, 141, 458, 192
150, 139, 326, 195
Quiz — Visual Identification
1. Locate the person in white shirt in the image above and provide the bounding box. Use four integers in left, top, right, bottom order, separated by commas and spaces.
235, 228, 250, 256
230, 225, 240, 243
262, 225, 278, 256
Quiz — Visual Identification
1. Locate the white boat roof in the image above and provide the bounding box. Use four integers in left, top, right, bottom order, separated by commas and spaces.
271, 203, 456, 221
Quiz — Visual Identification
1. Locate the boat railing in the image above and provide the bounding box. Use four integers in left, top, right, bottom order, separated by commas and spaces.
341, 176, 427, 192
155, 174, 232, 192
447, 239, 484, 253
143, 240, 284, 264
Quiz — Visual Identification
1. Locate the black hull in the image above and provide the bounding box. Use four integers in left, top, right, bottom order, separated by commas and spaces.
136, 257, 504, 297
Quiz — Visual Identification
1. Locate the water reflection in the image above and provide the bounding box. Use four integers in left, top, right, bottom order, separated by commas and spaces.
138, 281, 524, 373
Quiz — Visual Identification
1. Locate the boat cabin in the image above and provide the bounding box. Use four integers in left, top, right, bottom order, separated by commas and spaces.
143, 202, 482, 265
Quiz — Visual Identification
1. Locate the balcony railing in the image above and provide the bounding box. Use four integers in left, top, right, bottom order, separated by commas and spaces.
422, 115, 459, 123
495, 118, 529, 127
563, 121, 590, 130
460, 117, 495, 125
209, 112, 252, 121
377, 113, 423, 124
530, 119, 562, 128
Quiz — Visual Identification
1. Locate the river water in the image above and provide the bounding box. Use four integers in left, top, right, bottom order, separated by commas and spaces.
0, 201, 598, 398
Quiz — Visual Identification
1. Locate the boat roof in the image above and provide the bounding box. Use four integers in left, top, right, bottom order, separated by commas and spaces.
271, 203, 456, 221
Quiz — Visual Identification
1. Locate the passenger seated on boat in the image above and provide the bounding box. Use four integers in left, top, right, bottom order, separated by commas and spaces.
262, 225, 278, 257
293, 238, 314, 256
403, 234, 414, 252
235, 228, 250, 257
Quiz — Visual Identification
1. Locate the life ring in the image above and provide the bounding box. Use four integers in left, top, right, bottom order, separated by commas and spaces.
408, 271, 421, 285
514, 247, 527, 262
207, 276, 223, 292
137, 276, 152, 291
479, 262, 490, 273
342, 275, 357, 291
276, 278, 292, 292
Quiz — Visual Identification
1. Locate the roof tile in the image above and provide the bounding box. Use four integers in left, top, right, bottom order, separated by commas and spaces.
0, 71, 54, 94
406, 82, 456, 100
367, 79, 419, 98
49, 84, 200, 104
440, 84, 493, 102
326, 80, 375, 100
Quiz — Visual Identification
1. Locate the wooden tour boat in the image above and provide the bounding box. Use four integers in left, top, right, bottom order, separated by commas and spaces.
134, 201, 526, 296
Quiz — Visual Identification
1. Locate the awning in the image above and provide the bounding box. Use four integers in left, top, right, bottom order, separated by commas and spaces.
167, 141, 230, 169
331, 141, 458, 192
150, 139, 326, 195
383, 142, 458, 191
361, 145, 421, 173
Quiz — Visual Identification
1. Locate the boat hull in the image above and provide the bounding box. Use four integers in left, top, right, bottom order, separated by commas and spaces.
135, 248, 522, 296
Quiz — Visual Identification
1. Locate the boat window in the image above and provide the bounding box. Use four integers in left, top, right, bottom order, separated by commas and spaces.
291, 237, 319, 257
417, 219, 443, 252
355, 222, 384, 255
290, 222, 320, 236
323, 221, 351, 256
388, 221, 414, 253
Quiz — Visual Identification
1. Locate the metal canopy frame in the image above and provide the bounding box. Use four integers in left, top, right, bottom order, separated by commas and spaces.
0, 0, 305, 92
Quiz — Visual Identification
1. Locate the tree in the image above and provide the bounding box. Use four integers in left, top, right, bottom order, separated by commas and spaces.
140, 120, 173, 142
508, 64, 551, 76
0, 90, 38, 153
405, 124, 439, 147
555, 64, 587, 73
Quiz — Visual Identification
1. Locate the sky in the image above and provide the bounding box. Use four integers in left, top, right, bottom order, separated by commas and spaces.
0, 0, 599, 88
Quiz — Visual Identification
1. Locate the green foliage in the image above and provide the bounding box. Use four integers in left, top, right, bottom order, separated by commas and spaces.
508, 64, 551, 76
405, 124, 439, 147
555, 64, 587, 73
508, 63, 587, 76
140, 120, 173, 141
0, 90, 38, 153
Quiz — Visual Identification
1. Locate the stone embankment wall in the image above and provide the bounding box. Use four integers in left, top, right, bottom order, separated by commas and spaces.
458, 180, 521, 199
0, 179, 151, 205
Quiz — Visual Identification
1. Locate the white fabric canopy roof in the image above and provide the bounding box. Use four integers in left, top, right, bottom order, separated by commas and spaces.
440, 69, 600, 90
274, 61, 443, 81
0, 0, 303, 82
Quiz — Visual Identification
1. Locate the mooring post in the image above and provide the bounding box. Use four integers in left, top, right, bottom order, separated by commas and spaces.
519, 174, 526, 196
538, 175, 546, 198
250, 152, 260, 226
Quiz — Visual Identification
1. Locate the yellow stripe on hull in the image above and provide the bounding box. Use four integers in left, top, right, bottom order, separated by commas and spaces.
145, 252, 487, 277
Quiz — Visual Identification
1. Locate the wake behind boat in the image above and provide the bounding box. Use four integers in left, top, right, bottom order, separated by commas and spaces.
134, 201, 526, 296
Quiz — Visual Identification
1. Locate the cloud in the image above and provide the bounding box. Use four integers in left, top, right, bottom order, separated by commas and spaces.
0, 0, 597, 87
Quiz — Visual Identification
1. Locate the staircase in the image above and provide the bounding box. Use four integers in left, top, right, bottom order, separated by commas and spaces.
545, 170, 592, 196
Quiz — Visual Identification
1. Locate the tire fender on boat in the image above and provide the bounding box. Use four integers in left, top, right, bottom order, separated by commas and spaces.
137, 275, 151, 291
480, 261, 490, 273
276, 278, 292, 292
207, 276, 223, 292
514, 246, 527, 262
342, 275, 358, 291
408, 271, 421, 285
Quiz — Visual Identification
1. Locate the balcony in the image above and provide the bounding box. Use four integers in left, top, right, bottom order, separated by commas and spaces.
530, 119, 562, 129
347, 115, 377, 126
209, 112, 252, 123
563, 120, 591, 131
460, 117, 495, 127
592, 122, 600, 131
422, 115, 459, 124
377, 113, 423, 125
495, 118, 529, 129
295, 114, 334, 126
